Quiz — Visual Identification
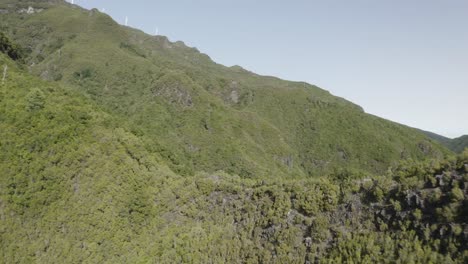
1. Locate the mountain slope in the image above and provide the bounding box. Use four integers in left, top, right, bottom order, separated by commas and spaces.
1, 53, 466, 262
422, 131, 468, 153
0, 0, 450, 179
449, 135, 468, 153
0, 3, 467, 263
0, 52, 174, 262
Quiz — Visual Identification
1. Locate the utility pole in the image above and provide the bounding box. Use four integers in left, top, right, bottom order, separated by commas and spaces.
1, 65, 7, 85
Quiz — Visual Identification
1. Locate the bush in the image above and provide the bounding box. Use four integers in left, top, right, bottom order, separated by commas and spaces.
450, 186, 464, 202
73, 68, 94, 80
26, 88, 46, 111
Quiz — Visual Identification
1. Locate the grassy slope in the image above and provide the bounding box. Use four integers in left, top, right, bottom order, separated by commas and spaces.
0, 0, 451, 179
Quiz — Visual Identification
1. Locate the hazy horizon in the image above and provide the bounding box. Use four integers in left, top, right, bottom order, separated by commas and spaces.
74, 0, 468, 138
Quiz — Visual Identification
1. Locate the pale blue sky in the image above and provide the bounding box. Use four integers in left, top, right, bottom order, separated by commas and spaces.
74, 0, 468, 138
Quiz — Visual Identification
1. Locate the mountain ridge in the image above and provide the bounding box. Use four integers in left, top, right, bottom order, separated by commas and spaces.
0, 0, 451, 179
421, 130, 468, 153
0, 52, 466, 262
0, 1, 466, 263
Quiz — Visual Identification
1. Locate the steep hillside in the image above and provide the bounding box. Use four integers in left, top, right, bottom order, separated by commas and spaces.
0, 0, 450, 179
449, 136, 468, 153
1, 53, 467, 262
421, 130, 452, 146
423, 131, 468, 153
0, 52, 174, 262
0, 4, 466, 263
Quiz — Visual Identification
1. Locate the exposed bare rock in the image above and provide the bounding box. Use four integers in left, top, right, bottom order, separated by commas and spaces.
230, 90, 239, 104
18, 6, 43, 14
152, 80, 194, 107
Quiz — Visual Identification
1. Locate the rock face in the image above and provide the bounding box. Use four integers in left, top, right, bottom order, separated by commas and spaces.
18, 6, 43, 14
16, 0, 63, 6
222, 80, 241, 104
152, 81, 193, 107
0, 0, 69, 15
230, 90, 239, 104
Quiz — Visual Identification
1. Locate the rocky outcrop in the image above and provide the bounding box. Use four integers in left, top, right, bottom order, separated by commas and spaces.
18, 6, 43, 14
152, 82, 193, 107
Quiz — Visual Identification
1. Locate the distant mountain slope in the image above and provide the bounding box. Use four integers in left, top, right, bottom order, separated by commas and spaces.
420, 130, 451, 145
449, 135, 468, 153
0, 0, 451, 178
422, 131, 468, 153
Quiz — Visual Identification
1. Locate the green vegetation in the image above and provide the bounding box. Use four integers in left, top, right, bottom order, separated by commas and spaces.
449, 136, 468, 153
423, 131, 468, 153
0, 0, 450, 179
0, 1, 466, 263
0, 59, 466, 261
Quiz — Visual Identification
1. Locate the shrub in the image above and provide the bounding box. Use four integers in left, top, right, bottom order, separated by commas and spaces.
26, 88, 46, 111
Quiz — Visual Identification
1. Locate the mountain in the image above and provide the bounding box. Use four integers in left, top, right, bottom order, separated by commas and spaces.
0, 0, 450, 179
1, 1, 466, 263
422, 131, 468, 153
1, 51, 466, 262
449, 136, 468, 153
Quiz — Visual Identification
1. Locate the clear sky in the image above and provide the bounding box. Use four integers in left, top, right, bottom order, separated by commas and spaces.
74, 0, 468, 138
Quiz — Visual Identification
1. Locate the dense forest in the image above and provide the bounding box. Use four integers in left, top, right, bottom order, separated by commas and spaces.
0, 0, 466, 263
